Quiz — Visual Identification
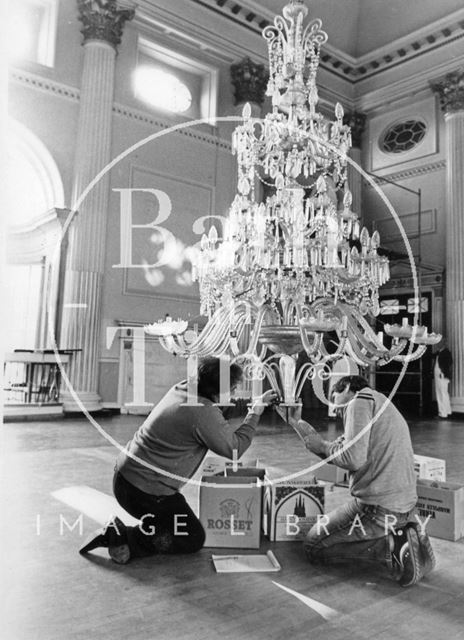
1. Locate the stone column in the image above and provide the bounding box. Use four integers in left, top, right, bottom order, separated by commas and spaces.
431, 69, 464, 413
60, 1, 134, 412
345, 111, 366, 216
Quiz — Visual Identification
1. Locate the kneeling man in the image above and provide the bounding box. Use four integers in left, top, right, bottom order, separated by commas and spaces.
80, 357, 276, 564
282, 375, 435, 587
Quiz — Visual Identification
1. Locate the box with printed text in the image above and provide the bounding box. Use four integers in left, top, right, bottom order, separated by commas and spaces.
416, 479, 464, 541
199, 468, 265, 549
413, 455, 446, 482
201, 456, 259, 477
263, 477, 325, 542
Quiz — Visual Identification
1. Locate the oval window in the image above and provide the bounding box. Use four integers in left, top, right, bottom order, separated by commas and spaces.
135, 66, 193, 114
380, 120, 427, 154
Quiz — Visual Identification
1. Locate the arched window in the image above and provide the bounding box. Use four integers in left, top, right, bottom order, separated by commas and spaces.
5, 121, 65, 352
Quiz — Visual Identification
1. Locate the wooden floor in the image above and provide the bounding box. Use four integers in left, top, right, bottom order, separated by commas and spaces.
1, 411, 464, 640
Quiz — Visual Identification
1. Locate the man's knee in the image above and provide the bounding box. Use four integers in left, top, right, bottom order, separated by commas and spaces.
173, 523, 206, 554
303, 535, 324, 564
305, 514, 330, 546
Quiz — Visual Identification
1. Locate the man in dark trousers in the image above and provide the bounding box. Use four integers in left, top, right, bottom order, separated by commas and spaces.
279, 375, 435, 587
80, 357, 276, 564
434, 339, 453, 418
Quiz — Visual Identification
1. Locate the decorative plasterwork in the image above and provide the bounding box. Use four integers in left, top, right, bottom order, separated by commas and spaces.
9, 68, 80, 102
230, 57, 268, 106
186, 0, 464, 83
430, 68, 464, 114
365, 160, 446, 187
344, 111, 366, 148
6, 208, 70, 263
77, 0, 135, 49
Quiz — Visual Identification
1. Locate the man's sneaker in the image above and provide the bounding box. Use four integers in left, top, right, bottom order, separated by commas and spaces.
410, 522, 436, 576
399, 525, 422, 587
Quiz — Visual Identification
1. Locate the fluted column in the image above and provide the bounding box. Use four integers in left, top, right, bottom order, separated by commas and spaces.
431, 69, 464, 413
61, 1, 134, 411
345, 111, 366, 216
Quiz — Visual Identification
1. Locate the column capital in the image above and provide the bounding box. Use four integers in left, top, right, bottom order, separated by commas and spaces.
344, 111, 366, 148
430, 68, 464, 115
77, 0, 135, 49
230, 57, 269, 107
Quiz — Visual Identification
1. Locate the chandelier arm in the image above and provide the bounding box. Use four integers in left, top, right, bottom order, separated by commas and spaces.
344, 339, 371, 368
244, 306, 267, 356
377, 339, 409, 364
294, 362, 315, 398
391, 344, 427, 363
266, 363, 282, 394
158, 335, 183, 355
175, 313, 231, 357
343, 326, 380, 365
343, 311, 389, 359
321, 334, 348, 363
302, 19, 328, 49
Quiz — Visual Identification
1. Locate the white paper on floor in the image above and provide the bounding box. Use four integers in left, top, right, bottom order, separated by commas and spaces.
272, 581, 339, 620
51, 486, 139, 526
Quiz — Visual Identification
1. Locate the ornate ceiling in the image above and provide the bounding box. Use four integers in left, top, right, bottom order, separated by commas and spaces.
182, 0, 464, 82
240, 0, 464, 57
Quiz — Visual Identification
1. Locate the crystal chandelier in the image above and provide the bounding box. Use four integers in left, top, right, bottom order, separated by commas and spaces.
145, 0, 440, 402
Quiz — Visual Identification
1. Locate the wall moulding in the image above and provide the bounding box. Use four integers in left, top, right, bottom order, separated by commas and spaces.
356, 53, 464, 114
9, 69, 231, 152
9, 68, 80, 102
112, 102, 231, 151
365, 160, 446, 187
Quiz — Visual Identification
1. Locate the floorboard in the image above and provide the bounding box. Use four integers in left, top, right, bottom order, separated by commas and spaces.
1, 412, 463, 639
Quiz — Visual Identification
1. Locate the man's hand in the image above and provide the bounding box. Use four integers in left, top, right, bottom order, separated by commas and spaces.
293, 419, 328, 456
249, 390, 279, 416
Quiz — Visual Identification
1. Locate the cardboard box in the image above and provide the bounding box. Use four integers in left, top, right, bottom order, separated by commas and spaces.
202, 456, 259, 476
416, 479, 464, 541
263, 478, 325, 541
314, 462, 349, 486
199, 468, 265, 549
414, 455, 446, 482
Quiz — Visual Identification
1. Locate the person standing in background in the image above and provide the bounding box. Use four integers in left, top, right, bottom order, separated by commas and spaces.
434, 339, 453, 418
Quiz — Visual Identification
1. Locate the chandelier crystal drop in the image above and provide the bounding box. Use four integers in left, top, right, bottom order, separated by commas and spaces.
145, 0, 440, 396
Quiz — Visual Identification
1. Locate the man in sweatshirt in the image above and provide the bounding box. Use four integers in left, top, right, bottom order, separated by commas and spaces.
280, 375, 435, 587
80, 357, 277, 564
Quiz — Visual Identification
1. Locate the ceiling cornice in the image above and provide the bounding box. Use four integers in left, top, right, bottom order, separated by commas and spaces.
177, 0, 464, 84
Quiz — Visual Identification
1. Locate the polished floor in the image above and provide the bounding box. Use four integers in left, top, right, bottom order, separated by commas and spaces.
1, 411, 464, 640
